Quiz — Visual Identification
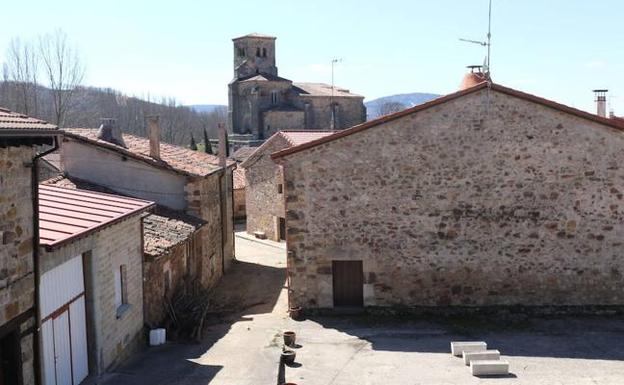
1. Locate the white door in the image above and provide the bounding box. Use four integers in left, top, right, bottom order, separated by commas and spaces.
40, 255, 89, 385
53, 311, 72, 385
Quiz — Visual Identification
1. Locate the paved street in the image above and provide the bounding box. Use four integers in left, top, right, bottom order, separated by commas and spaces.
98, 230, 624, 385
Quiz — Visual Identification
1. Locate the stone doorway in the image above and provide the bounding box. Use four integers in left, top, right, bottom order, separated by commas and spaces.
332, 260, 364, 307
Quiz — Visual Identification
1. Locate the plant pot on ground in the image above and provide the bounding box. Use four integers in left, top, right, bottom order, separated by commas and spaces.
289, 306, 302, 320
281, 349, 296, 365
283, 331, 296, 347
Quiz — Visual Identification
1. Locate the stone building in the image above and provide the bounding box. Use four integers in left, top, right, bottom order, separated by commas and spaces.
228, 33, 366, 150
37, 184, 153, 382
0, 108, 58, 385
60, 119, 236, 280
242, 131, 335, 241
230, 146, 255, 220
273, 79, 624, 310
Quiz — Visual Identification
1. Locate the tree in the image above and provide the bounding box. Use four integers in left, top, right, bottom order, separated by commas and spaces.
203, 128, 213, 154
189, 134, 197, 150
39, 29, 85, 125
3, 38, 39, 115
378, 101, 406, 117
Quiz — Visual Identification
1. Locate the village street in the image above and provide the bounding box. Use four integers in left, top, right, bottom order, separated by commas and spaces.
93, 229, 624, 385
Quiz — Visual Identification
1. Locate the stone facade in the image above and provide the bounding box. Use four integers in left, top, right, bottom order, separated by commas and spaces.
244, 135, 289, 241
0, 145, 37, 385
39, 216, 145, 373
279, 87, 624, 309
233, 187, 246, 220
228, 34, 366, 149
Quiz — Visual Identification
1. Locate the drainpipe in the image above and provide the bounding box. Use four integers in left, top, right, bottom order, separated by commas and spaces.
32, 136, 59, 385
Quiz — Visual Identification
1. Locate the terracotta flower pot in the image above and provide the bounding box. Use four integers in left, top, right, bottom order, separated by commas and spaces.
289, 306, 302, 320
281, 349, 296, 365
283, 331, 296, 347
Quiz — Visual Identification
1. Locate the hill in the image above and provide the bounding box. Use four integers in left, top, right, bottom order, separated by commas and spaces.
188, 104, 227, 114
365, 92, 440, 120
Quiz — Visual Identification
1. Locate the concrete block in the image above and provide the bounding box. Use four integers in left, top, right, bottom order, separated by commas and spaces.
470, 360, 509, 376
253, 231, 267, 239
463, 349, 500, 365
450, 341, 487, 356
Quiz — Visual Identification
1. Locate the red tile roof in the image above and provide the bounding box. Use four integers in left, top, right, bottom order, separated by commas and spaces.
63, 128, 234, 177
39, 184, 154, 249
272, 82, 624, 160
0, 107, 58, 134
293, 83, 363, 98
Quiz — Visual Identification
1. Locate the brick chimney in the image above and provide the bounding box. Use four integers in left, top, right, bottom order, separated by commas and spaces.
96, 118, 126, 147
593, 89, 608, 118
459, 65, 489, 90
146, 116, 161, 159
218, 122, 227, 168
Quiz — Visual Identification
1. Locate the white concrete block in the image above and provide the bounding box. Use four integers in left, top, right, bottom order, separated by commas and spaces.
463, 349, 500, 365
470, 360, 509, 376
450, 341, 487, 356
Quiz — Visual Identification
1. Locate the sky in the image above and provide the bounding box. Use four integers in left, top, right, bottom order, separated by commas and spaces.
1, 0, 622, 114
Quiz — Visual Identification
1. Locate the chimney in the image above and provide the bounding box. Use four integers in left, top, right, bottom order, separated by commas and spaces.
218, 123, 227, 168
96, 118, 126, 147
146, 116, 161, 159
593, 89, 608, 118
459, 65, 489, 90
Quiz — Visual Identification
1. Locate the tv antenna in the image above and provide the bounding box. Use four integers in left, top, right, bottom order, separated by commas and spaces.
459, 0, 492, 75
330, 58, 342, 129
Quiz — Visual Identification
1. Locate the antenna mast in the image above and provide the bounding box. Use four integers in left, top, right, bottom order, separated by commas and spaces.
459, 0, 493, 76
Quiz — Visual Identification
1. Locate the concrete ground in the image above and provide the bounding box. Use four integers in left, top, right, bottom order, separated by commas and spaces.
98, 230, 624, 385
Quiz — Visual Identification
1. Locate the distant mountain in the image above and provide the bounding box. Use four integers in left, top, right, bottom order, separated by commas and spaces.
188, 104, 227, 113
365, 92, 440, 120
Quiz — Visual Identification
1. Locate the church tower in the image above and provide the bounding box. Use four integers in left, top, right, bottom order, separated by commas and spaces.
232, 33, 278, 79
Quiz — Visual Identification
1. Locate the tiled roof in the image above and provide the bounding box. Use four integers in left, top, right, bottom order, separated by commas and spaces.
0, 107, 58, 134
240, 130, 336, 169
63, 128, 234, 177
143, 206, 206, 258
231, 146, 256, 163
293, 83, 363, 98
238, 73, 291, 83
233, 167, 245, 190
272, 82, 624, 160
42, 175, 206, 257
39, 184, 154, 249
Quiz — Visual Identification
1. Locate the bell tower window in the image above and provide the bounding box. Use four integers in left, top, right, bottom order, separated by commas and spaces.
237, 47, 245, 57
256, 47, 261, 57
271, 90, 278, 105
262, 48, 267, 57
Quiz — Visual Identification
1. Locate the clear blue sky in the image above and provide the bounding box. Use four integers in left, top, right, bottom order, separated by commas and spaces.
2, 0, 622, 114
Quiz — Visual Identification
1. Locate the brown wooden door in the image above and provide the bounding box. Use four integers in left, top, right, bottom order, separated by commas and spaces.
279, 217, 286, 241
332, 260, 364, 307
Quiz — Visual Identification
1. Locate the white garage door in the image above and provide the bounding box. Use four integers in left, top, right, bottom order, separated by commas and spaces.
40, 256, 89, 385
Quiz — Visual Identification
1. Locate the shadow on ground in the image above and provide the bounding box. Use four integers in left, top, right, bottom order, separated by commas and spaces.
305, 313, 624, 361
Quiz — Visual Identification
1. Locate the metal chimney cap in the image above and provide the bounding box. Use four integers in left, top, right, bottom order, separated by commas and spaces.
97, 118, 126, 147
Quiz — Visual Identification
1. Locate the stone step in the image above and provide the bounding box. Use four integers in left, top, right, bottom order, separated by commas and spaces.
450, 341, 487, 356
470, 360, 509, 376
463, 349, 500, 365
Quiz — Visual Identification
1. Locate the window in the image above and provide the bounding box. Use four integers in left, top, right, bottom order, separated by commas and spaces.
271, 90, 278, 105
114, 265, 129, 318
256, 47, 261, 57
277, 183, 283, 194
237, 47, 245, 57
262, 48, 267, 57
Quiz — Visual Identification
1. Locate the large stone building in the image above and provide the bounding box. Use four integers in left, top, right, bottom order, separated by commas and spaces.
0, 108, 58, 385
273, 77, 624, 311
227, 33, 366, 149
242, 131, 335, 241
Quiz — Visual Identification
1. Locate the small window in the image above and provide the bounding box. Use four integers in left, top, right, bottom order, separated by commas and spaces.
237, 47, 245, 57
256, 47, 261, 57
277, 183, 283, 194
271, 90, 278, 105
114, 265, 129, 318
262, 48, 267, 57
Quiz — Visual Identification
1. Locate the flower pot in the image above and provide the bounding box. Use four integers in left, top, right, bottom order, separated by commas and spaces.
281, 349, 296, 365
283, 331, 296, 347
289, 306, 302, 320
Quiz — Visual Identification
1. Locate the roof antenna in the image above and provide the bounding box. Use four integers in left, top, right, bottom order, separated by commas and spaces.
459, 0, 493, 77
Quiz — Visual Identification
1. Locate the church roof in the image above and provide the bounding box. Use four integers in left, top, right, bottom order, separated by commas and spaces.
273, 82, 624, 160
233, 33, 276, 41
293, 83, 363, 98
232, 32, 277, 41
238, 73, 292, 83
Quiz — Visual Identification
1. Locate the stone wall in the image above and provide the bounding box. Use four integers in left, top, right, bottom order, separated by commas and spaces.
263, 110, 305, 138
282, 88, 624, 309
0, 145, 36, 384
40, 216, 144, 373
295, 95, 366, 130
245, 135, 290, 240
234, 188, 246, 219
184, 168, 235, 279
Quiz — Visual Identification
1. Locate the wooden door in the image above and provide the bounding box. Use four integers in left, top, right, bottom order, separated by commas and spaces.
332, 261, 364, 307
279, 217, 286, 241
53, 312, 72, 385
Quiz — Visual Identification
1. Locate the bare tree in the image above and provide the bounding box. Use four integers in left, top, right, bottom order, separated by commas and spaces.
39, 29, 85, 125
3, 38, 40, 115
378, 101, 406, 116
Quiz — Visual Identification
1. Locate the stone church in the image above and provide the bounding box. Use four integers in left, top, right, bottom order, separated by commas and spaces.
227, 33, 366, 149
